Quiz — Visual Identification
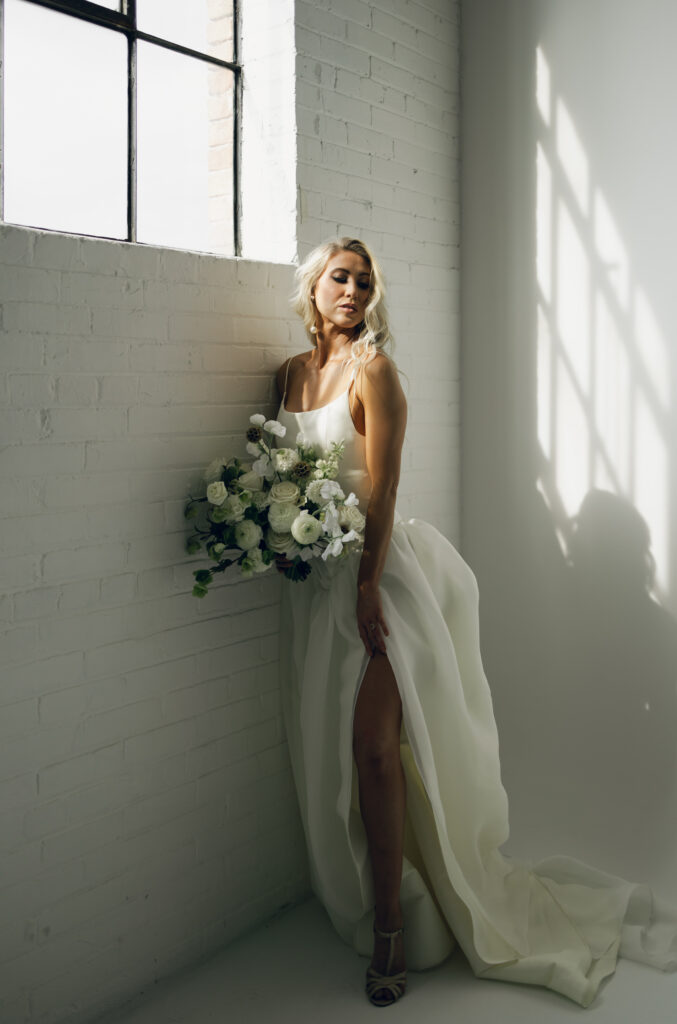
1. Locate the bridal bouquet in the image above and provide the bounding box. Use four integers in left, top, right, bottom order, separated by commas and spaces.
184, 414, 366, 596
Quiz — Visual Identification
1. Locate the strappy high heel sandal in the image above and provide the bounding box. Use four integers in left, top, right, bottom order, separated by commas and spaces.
365, 924, 407, 1007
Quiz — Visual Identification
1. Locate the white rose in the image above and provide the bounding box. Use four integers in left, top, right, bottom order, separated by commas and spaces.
264, 419, 286, 438
238, 469, 264, 491
339, 505, 366, 532
266, 528, 295, 554
272, 447, 300, 474
234, 519, 263, 550
291, 512, 322, 545
206, 481, 227, 506
344, 492, 359, 506
268, 501, 299, 532
269, 480, 301, 505
222, 494, 246, 523
249, 413, 266, 426
203, 457, 228, 484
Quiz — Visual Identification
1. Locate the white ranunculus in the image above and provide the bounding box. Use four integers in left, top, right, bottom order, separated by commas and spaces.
246, 441, 261, 457
269, 480, 301, 505
268, 501, 299, 533
264, 419, 286, 438
206, 481, 228, 506
272, 447, 300, 474
344, 492, 359, 507
203, 457, 228, 484
291, 512, 322, 545
339, 504, 366, 532
238, 469, 264, 491
221, 494, 246, 523
249, 413, 266, 426
234, 519, 263, 550
266, 528, 295, 554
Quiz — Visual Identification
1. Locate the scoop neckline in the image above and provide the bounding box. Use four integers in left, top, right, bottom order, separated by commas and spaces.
282, 386, 350, 415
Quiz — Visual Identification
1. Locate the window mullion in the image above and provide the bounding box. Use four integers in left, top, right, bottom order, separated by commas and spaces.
126, 0, 136, 243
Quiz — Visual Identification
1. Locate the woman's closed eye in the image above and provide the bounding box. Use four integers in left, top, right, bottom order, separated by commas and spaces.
332, 275, 370, 290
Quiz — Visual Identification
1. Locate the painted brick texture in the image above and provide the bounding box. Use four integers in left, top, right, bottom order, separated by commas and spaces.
0, 225, 309, 1024
0, 2, 460, 1021
295, 0, 461, 539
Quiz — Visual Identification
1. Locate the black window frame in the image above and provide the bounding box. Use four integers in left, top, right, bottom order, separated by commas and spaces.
0, 0, 242, 255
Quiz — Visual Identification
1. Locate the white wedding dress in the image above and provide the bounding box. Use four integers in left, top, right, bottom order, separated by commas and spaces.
275, 382, 677, 1007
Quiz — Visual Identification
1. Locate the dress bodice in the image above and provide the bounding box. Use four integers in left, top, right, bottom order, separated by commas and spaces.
276, 389, 372, 508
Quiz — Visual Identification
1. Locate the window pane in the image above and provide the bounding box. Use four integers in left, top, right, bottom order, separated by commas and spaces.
137, 41, 234, 256
91, 1, 120, 8
137, 0, 234, 62
3, 0, 127, 239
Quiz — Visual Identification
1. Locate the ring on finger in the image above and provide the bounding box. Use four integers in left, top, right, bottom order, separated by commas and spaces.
368, 622, 376, 632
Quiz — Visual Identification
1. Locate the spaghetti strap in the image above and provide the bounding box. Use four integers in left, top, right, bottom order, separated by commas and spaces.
282, 355, 294, 403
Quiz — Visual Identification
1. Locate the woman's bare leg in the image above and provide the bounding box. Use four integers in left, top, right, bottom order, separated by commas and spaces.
353, 649, 406, 977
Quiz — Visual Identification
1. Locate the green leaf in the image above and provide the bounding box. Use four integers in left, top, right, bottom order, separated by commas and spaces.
192, 584, 209, 598
193, 569, 213, 585
186, 536, 201, 554
285, 560, 312, 582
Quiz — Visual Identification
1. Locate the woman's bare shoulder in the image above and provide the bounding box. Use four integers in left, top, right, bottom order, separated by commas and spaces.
358, 351, 405, 405
275, 350, 313, 395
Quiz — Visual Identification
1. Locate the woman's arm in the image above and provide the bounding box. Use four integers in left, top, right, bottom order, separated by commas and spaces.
355, 354, 407, 656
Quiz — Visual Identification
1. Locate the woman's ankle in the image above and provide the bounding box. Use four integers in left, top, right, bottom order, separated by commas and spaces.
374, 906, 404, 933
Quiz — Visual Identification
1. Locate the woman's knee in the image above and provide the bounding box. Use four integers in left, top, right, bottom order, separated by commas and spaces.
352, 728, 401, 775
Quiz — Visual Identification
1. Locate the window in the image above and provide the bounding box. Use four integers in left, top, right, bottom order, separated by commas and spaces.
0, 0, 240, 256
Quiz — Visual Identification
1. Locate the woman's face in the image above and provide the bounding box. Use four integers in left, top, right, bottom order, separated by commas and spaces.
312, 250, 371, 333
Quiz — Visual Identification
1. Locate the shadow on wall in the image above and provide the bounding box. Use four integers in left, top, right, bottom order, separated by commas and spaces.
516, 484, 677, 878
476, 21, 677, 886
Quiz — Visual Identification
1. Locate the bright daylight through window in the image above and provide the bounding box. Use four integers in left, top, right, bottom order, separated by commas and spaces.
0, 0, 239, 256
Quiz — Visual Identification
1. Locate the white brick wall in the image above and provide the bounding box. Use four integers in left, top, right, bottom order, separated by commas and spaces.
0, 224, 309, 1024
0, 2, 461, 1021
295, 0, 461, 541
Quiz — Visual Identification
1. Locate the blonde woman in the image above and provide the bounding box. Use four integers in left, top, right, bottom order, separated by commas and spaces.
272, 238, 677, 1008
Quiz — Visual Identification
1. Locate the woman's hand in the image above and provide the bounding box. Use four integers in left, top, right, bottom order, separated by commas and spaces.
357, 582, 389, 657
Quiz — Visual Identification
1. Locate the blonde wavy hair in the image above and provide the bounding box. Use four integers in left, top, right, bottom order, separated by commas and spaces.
290, 237, 394, 373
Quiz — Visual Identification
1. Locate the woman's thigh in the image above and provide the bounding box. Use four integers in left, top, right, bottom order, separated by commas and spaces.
353, 651, 402, 759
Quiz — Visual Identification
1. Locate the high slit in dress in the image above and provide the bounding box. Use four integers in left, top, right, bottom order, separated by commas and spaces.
274, 376, 677, 1007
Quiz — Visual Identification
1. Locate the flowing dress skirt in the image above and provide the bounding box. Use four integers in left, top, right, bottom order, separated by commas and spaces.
279, 515, 677, 1007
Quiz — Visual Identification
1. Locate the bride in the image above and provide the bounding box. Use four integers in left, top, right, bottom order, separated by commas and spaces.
271, 237, 677, 1008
